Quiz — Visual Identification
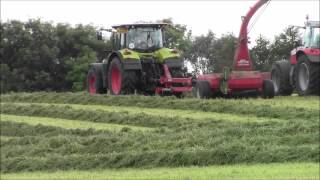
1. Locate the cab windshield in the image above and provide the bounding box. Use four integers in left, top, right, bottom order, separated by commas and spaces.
304, 26, 320, 48
126, 27, 163, 51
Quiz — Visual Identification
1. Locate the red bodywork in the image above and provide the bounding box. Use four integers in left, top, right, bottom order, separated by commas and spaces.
197, 73, 221, 93
228, 71, 263, 92
197, 0, 271, 95
290, 47, 320, 64
155, 64, 193, 95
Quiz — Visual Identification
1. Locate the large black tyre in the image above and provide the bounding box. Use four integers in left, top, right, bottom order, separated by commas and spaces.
194, 80, 212, 99
295, 55, 320, 96
108, 57, 139, 95
87, 65, 106, 94
261, 79, 275, 99
271, 60, 293, 96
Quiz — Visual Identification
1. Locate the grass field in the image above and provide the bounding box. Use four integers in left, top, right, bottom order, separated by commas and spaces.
2, 163, 319, 180
1, 92, 319, 179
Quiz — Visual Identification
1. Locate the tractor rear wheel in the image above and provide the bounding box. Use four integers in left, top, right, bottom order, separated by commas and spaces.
108, 57, 139, 95
295, 55, 320, 95
271, 60, 293, 96
87, 65, 106, 94
195, 80, 212, 99
262, 79, 275, 99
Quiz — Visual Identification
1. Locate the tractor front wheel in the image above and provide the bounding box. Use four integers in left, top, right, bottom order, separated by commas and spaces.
271, 60, 293, 96
295, 55, 320, 95
108, 57, 139, 95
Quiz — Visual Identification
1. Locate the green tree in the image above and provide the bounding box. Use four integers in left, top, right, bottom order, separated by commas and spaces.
0, 19, 108, 92
251, 35, 272, 71
189, 32, 237, 75
250, 26, 302, 72
1, 19, 59, 91
213, 33, 237, 73
56, 23, 107, 91
189, 31, 216, 74
270, 26, 302, 61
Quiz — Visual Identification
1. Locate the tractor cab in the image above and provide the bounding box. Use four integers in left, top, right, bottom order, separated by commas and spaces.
111, 23, 167, 52
303, 21, 320, 48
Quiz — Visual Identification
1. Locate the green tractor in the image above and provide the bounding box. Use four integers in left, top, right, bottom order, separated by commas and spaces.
87, 23, 193, 96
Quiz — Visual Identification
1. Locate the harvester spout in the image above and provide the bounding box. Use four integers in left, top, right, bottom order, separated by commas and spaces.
233, 0, 270, 71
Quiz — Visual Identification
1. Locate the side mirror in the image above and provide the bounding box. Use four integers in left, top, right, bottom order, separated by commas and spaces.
96, 31, 103, 40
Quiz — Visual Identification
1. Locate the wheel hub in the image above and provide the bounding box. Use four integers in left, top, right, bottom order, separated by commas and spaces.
111, 66, 121, 95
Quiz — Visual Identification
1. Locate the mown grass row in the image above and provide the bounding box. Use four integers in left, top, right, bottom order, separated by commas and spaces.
1, 93, 319, 173
3, 163, 319, 180
3, 92, 319, 109
2, 92, 319, 120
2, 102, 318, 132
2, 114, 151, 132
8, 102, 287, 123
1, 103, 200, 128
1, 117, 319, 173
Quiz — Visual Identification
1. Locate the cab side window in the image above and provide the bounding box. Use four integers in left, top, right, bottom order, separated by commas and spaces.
303, 27, 312, 47
114, 33, 121, 50
120, 33, 125, 49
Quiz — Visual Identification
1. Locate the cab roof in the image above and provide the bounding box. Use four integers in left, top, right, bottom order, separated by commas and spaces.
306, 21, 320, 28
112, 23, 168, 29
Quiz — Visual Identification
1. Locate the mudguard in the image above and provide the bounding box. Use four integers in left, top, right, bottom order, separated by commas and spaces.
290, 47, 320, 64
107, 51, 142, 70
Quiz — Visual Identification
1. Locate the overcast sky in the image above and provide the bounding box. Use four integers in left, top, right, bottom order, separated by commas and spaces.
1, 0, 319, 43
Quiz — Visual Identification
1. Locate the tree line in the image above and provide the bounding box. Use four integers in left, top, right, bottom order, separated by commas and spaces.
0, 19, 301, 93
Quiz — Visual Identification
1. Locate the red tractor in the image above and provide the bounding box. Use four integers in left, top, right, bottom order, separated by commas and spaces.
271, 19, 320, 96
195, 0, 275, 99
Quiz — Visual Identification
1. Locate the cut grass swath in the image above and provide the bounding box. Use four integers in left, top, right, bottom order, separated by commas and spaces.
0, 93, 319, 174
1, 119, 319, 173
3, 102, 284, 123
1, 114, 151, 132
2, 92, 318, 120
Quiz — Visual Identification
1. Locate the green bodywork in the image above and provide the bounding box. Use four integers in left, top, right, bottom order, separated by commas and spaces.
119, 48, 181, 63
119, 49, 140, 60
